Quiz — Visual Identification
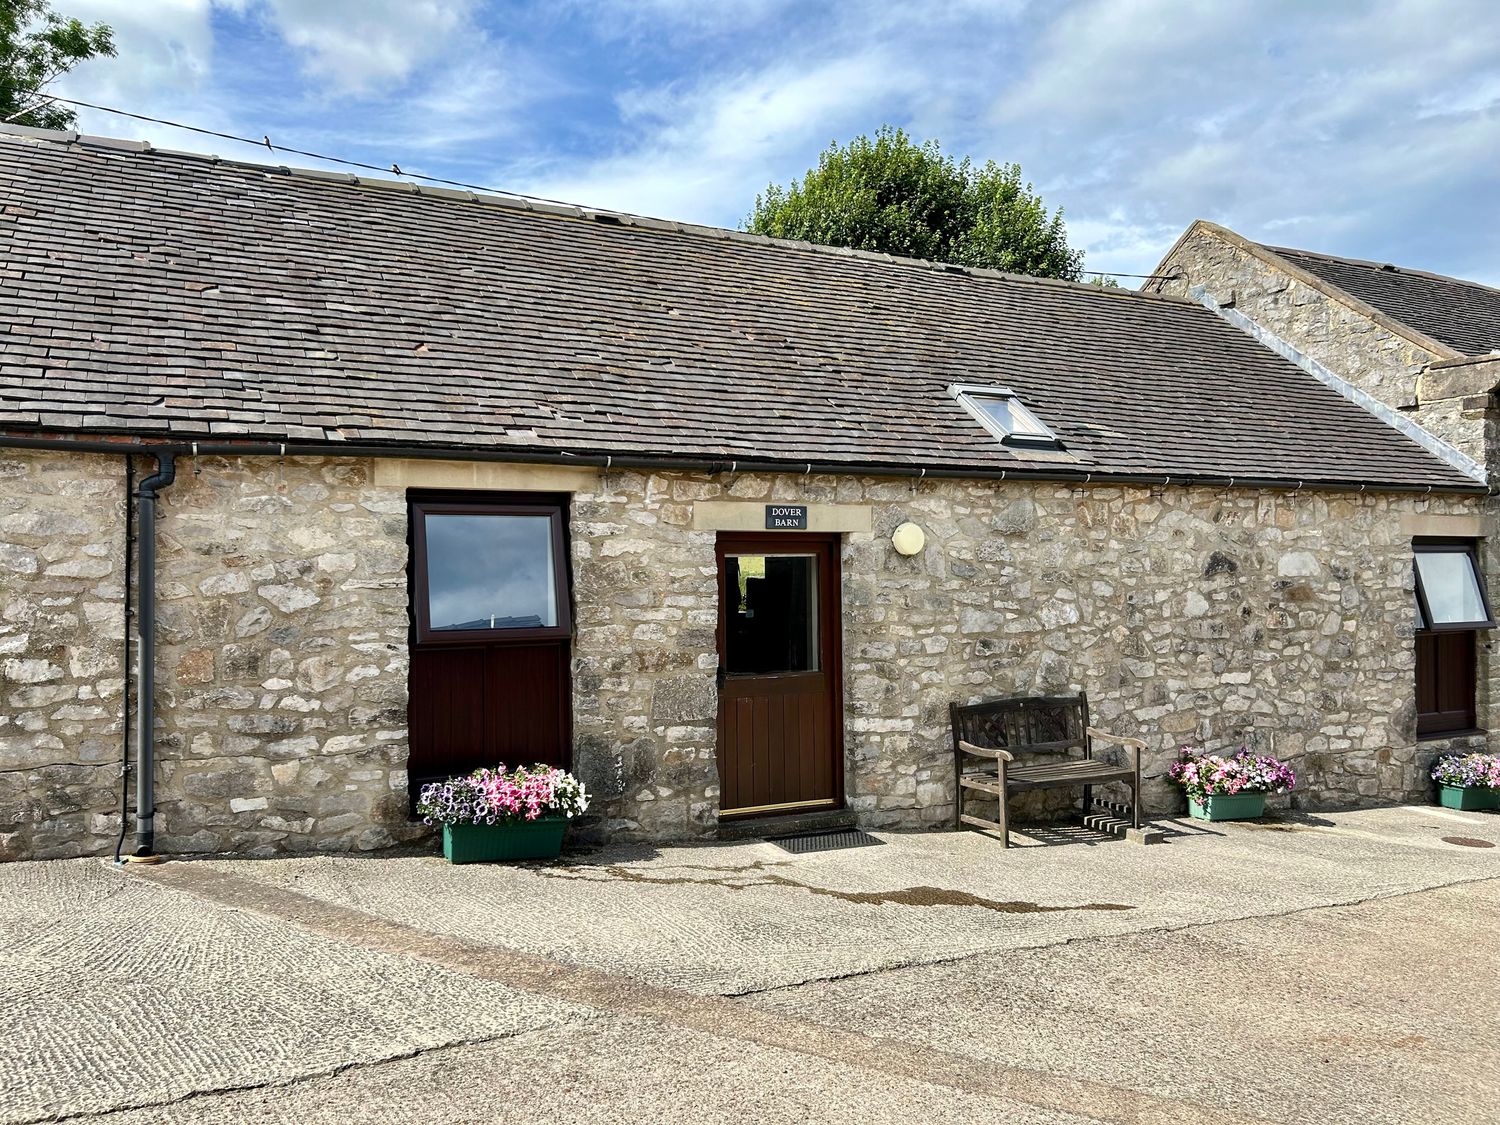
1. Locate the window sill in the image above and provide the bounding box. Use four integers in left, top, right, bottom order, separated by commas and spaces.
1417, 728, 1487, 742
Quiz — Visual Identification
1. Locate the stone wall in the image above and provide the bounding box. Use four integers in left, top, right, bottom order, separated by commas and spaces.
0, 453, 127, 860
565, 469, 1479, 836
150, 456, 414, 857
0, 451, 418, 859
0, 450, 1486, 858
841, 478, 1476, 825
568, 472, 723, 840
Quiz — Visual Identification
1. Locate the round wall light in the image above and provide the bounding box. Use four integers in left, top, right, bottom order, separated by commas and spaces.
891, 521, 926, 556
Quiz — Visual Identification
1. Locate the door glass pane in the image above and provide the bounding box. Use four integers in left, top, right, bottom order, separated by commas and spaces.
424, 513, 558, 631
1415, 550, 1488, 626
723, 554, 819, 674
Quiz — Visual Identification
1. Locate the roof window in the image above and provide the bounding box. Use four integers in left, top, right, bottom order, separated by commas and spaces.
948, 384, 1062, 450
1414, 541, 1495, 631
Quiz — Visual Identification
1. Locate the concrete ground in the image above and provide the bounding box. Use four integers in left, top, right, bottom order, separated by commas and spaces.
2, 805, 1498, 1124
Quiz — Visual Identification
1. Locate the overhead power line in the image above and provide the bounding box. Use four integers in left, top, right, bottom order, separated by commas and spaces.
34, 94, 585, 210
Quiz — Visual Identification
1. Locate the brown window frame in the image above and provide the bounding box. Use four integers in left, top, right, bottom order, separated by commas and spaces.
410, 498, 572, 645
1414, 538, 1491, 739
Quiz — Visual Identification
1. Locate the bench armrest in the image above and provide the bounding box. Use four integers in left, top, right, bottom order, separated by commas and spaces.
1085, 727, 1145, 767
958, 740, 1014, 763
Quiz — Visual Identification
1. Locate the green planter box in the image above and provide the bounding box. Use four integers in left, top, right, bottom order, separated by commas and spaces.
1437, 785, 1500, 812
1188, 793, 1268, 822
442, 817, 567, 864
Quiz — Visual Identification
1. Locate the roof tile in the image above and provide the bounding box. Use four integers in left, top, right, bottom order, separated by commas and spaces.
0, 128, 1481, 491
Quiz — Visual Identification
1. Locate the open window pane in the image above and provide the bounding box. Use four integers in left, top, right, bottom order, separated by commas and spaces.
722, 554, 819, 674
949, 384, 1062, 449
424, 513, 558, 631
971, 395, 1051, 439
1415, 549, 1491, 628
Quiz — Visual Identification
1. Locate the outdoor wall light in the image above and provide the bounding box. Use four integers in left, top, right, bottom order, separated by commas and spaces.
891, 521, 926, 556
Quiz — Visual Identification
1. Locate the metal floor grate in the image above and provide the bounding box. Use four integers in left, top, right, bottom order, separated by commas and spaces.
768, 829, 885, 855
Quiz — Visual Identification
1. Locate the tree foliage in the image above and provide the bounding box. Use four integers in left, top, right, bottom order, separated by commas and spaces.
746, 125, 1084, 281
0, 0, 114, 131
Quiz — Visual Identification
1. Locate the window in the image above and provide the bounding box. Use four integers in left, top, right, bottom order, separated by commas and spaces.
721, 553, 819, 674
1413, 540, 1493, 737
948, 384, 1062, 450
412, 500, 571, 642
1414, 545, 1493, 630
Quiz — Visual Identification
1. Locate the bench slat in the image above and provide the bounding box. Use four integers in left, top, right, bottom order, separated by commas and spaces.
959, 776, 1005, 795
1010, 768, 1133, 789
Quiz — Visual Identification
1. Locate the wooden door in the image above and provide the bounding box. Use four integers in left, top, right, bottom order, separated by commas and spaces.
715, 533, 842, 817
407, 495, 572, 803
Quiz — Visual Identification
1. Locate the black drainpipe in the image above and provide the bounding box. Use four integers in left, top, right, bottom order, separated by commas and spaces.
132, 452, 176, 856
112, 457, 135, 864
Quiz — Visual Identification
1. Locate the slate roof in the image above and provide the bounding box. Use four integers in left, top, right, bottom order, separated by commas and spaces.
0, 126, 1483, 492
1264, 244, 1500, 358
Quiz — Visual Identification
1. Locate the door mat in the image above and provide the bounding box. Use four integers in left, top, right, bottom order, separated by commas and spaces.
768, 829, 885, 855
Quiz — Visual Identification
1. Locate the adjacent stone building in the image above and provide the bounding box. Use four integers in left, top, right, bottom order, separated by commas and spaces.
1150, 222, 1500, 751
1, 128, 1491, 859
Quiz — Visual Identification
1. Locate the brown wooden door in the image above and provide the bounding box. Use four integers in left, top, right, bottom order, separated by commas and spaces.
407, 496, 572, 802
715, 533, 842, 817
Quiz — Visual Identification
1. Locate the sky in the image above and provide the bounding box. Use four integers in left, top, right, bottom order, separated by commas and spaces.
48, 0, 1500, 286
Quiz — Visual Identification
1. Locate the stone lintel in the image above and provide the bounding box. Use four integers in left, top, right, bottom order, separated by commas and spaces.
692, 501, 873, 533
1398, 512, 1486, 539
371, 458, 599, 492
1418, 356, 1500, 405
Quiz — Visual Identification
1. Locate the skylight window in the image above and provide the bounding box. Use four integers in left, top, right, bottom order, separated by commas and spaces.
948, 384, 1062, 450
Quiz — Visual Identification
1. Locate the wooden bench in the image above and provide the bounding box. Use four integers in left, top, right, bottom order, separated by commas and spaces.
950, 693, 1143, 847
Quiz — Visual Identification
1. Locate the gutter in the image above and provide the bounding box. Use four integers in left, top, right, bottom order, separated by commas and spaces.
0, 433, 1487, 496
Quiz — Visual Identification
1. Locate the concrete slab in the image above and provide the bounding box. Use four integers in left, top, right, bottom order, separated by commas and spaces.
63, 1014, 1105, 1125
193, 806, 1500, 995
3, 806, 1497, 1124
749, 878, 1500, 1125
0, 861, 589, 1124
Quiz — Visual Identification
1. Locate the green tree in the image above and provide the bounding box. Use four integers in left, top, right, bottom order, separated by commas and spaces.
1, 0, 115, 131
746, 125, 1084, 281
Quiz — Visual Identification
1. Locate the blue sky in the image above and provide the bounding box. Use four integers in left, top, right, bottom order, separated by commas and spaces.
52, 0, 1500, 285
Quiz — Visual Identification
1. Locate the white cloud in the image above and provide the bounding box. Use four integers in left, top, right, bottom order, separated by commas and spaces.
51, 0, 216, 118
984, 0, 1500, 283
237, 0, 479, 96
506, 50, 925, 223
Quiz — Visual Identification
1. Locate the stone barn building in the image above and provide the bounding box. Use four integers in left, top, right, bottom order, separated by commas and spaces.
1150, 222, 1500, 746
0, 127, 1491, 860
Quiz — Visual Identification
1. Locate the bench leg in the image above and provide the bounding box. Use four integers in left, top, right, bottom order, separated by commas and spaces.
1082, 783, 1092, 820
1131, 777, 1141, 829
998, 788, 1009, 849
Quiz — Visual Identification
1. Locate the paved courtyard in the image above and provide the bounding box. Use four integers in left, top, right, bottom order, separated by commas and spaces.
3, 805, 1498, 1123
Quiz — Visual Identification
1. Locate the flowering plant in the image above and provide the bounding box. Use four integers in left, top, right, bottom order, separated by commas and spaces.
1431, 753, 1500, 790
416, 765, 590, 826
1169, 747, 1296, 801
